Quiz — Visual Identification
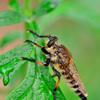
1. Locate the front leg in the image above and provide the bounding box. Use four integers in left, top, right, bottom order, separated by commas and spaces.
25, 40, 50, 54
21, 57, 50, 67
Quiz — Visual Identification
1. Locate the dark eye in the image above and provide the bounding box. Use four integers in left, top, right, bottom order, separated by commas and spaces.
47, 40, 54, 47
53, 36, 57, 40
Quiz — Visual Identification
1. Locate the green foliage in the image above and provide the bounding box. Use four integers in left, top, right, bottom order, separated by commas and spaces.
34, 0, 62, 17
38, 1, 100, 32
0, 43, 33, 86
0, 11, 27, 27
0, 0, 65, 100
1, 32, 24, 47
1, 0, 99, 99
9, 0, 24, 13
6, 39, 65, 100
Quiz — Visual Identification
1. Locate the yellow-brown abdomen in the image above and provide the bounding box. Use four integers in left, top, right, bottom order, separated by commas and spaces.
61, 63, 88, 100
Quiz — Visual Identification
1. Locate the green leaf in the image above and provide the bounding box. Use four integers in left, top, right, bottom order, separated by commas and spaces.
6, 22, 66, 100
0, 11, 27, 27
1, 32, 24, 47
9, 0, 24, 13
6, 43, 66, 100
0, 43, 33, 86
38, 1, 100, 32
34, 0, 62, 17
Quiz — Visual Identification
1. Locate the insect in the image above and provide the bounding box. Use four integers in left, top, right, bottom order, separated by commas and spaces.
21, 30, 88, 100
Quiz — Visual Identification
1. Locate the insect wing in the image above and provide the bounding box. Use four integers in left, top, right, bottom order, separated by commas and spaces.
59, 45, 87, 98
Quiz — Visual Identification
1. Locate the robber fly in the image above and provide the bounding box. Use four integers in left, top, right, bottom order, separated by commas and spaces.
21, 30, 88, 100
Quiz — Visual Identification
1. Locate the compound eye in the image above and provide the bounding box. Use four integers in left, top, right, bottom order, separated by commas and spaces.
53, 36, 57, 39
47, 40, 54, 47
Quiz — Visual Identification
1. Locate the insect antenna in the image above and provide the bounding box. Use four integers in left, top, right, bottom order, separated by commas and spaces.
27, 30, 51, 38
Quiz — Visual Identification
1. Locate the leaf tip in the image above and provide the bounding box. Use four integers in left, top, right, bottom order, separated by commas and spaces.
3, 76, 9, 86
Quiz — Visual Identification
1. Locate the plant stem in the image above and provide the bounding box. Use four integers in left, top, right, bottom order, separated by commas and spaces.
25, 0, 31, 13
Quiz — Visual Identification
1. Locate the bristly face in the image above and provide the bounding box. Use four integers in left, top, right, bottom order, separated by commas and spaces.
47, 36, 58, 47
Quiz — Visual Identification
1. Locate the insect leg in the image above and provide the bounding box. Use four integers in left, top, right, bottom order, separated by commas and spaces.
52, 74, 57, 78
21, 57, 50, 67
27, 30, 51, 38
51, 66, 61, 100
25, 40, 50, 54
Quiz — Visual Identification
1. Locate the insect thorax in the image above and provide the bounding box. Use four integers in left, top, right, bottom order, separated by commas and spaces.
45, 43, 70, 70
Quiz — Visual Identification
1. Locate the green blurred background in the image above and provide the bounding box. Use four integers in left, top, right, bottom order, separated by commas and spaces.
0, 0, 100, 100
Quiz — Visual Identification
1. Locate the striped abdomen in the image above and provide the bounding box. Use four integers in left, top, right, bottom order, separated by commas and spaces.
61, 67, 88, 100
